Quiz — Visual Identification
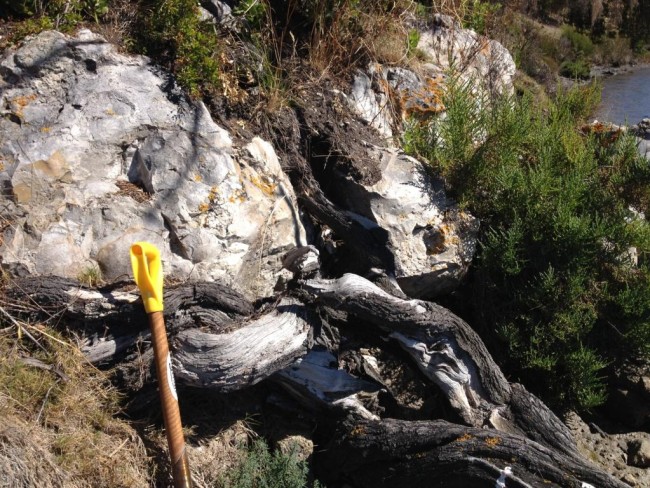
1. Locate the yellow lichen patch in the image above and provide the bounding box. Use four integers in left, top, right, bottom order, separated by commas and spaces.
105, 108, 116, 116
249, 175, 277, 197
350, 425, 366, 437
228, 193, 246, 204
194, 173, 203, 183
425, 222, 462, 256
9, 94, 37, 121
11, 94, 37, 111
400, 76, 446, 122
455, 433, 473, 442
40, 126, 51, 133
198, 202, 210, 213
208, 186, 218, 202
484, 437, 501, 447
33, 150, 69, 179
0, 160, 5, 172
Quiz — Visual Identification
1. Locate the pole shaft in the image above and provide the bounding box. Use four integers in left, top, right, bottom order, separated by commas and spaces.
148, 311, 192, 488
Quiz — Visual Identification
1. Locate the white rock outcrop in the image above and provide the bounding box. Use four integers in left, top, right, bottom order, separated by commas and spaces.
347, 14, 516, 141
337, 145, 478, 298
0, 30, 305, 299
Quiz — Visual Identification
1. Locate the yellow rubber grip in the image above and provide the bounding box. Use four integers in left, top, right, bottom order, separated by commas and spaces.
130, 242, 164, 313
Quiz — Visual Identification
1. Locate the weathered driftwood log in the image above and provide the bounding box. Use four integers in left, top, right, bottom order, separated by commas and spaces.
315, 418, 627, 488
4, 277, 311, 390
173, 298, 312, 390
302, 274, 509, 421
4, 275, 623, 486
301, 274, 581, 459
271, 343, 622, 487
274, 349, 383, 420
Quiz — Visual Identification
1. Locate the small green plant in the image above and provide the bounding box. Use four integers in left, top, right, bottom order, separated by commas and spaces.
221, 439, 317, 488
78, 265, 102, 287
1, 0, 110, 42
234, 0, 268, 30
83, 0, 109, 23
561, 25, 595, 57
403, 78, 650, 411
465, 0, 501, 34
559, 58, 591, 79
136, 0, 221, 98
407, 29, 421, 58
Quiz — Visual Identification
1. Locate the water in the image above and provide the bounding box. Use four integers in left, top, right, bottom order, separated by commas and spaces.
593, 65, 650, 125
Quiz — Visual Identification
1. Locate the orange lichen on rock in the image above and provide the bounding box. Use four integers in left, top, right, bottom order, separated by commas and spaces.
399, 76, 446, 121
249, 175, 277, 197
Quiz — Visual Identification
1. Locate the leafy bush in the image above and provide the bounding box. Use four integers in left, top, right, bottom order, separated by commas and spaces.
221, 439, 316, 488
136, 0, 220, 98
463, 0, 501, 34
404, 79, 650, 410
0, 0, 108, 31
561, 25, 595, 56
559, 58, 591, 79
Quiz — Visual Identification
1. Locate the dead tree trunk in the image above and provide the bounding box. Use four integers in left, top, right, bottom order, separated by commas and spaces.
4, 277, 311, 390
3, 275, 625, 487
315, 418, 627, 488
301, 274, 579, 458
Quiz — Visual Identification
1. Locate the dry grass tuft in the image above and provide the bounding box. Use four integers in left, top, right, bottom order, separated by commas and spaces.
188, 420, 257, 487
0, 326, 153, 487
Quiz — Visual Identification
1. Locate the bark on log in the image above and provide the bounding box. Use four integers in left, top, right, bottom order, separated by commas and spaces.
315, 418, 627, 488
3, 275, 624, 486
301, 274, 581, 459
4, 277, 311, 390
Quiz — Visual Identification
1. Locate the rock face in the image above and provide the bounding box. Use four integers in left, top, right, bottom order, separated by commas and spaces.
417, 14, 516, 98
628, 438, 650, 469
633, 118, 650, 160
347, 14, 516, 141
0, 30, 306, 299
335, 145, 478, 298
564, 411, 650, 486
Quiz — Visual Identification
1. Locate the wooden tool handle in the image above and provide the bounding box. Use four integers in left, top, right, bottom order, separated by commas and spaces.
149, 311, 191, 488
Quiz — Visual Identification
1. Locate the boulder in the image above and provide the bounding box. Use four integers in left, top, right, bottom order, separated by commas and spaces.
628, 439, 650, 468
0, 30, 306, 299
417, 14, 516, 98
199, 0, 237, 29
335, 144, 478, 298
348, 65, 446, 141
346, 14, 515, 141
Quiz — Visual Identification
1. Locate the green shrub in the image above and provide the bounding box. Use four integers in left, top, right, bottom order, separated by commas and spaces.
462, 0, 501, 34
403, 79, 650, 410
137, 0, 220, 98
221, 439, 317, 488
559, 58, 591, 79
0, 0, 109, 25
561, 25, 595, 56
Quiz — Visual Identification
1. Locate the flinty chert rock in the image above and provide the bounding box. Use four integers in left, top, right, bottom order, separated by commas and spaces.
0, 30, 306, 299
347, 14, 515, 141
332, 144, 478, 298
